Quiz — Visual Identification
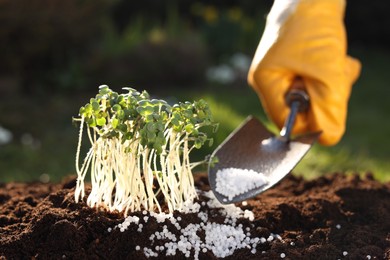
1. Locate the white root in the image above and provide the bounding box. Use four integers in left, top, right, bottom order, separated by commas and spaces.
74, 121, 201, 215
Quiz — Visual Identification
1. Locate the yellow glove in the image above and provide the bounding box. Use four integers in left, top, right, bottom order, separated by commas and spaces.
248, 0, 361, 146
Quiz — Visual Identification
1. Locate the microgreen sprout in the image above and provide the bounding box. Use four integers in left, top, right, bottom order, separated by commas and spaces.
74, 85, 215, 215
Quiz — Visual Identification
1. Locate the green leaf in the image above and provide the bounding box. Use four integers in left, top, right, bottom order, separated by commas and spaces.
137, 106, 154, 117
157, 131, 165, 140
98, 85, 110, 95
153, 144, 163, 155
194, 141, 202, 149
117, 110, 125, 120
87, 117, 96, 127
197, 110, 206, 119
146, 122, 156, 132
92, 101, 100, 111
140, 90, 150, 99
117, 123, 127, 132
184, 124, 194, 133
209, 156, 219, 168
194, 134, 207, 149
85, 104, 92, 113
208, 138, 214, 147
96, 117, 106, 126
105, 130, 119, 139
192, 128, 199, 136
112, 118, 119, 129
112, 104, 122, 112
156, 122, 164, 132
147, 131, 156, 140
171, 118, 180, 127
213, 123, 219, 133
123, 132, 134, 141
79, 106, 86, 116
173, 124, 182, 132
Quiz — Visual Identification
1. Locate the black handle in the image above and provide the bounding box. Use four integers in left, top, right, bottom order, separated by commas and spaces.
279, 89, 310, 141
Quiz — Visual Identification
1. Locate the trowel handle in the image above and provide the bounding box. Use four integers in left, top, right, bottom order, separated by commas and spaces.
280, 89, 310, 141
285, 88, 310, 112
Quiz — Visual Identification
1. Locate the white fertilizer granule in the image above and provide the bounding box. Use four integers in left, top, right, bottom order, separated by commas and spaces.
108, 190, 282, 260
215, 168, 269, 201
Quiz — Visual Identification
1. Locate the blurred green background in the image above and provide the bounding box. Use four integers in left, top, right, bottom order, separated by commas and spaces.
0, 0, 389, 183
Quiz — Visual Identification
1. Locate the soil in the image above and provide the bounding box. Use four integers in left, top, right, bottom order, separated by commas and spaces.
1, 172, 389, 260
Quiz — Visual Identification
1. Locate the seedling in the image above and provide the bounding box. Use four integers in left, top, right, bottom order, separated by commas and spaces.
74, 85, 215, 215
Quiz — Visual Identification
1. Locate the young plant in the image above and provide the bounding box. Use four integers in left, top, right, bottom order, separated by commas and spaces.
74, 85, 215, 215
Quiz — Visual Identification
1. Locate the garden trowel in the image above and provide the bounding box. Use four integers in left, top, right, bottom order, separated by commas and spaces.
208, 89, 321, 204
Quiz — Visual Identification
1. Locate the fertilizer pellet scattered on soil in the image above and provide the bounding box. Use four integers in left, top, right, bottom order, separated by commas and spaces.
109, 190, 281, 259
336, 224, 341, 229
343, 251, 348, 256
280, 253, 286, 258
215, 167, 268, 201
2, 172, 390, 259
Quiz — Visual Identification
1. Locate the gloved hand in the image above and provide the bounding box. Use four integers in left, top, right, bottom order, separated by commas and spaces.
247, 0, 361, 146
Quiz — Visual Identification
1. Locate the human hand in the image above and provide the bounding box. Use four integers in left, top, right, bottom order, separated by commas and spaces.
247, 0, 361, 146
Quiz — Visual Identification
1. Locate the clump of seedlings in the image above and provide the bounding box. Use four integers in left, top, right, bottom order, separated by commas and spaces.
74, 85, 215, 215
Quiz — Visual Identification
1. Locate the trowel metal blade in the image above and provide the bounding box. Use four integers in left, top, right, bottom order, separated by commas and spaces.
208, 116, 320, 204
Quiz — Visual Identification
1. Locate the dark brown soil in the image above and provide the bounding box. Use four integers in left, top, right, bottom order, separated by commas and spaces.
1, 173, 389, 260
